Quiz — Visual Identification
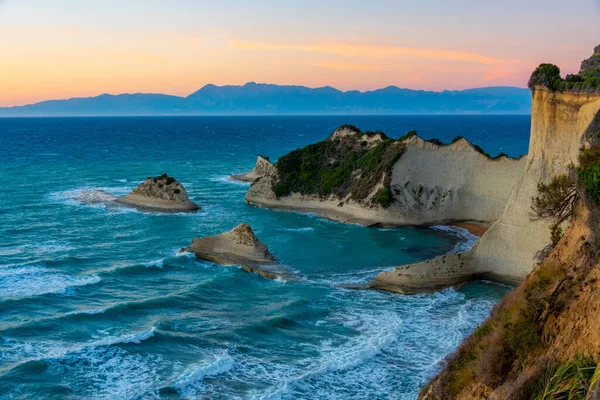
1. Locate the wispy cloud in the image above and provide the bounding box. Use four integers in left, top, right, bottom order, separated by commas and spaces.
308, 61, 379, 71
232, 41, 511, 65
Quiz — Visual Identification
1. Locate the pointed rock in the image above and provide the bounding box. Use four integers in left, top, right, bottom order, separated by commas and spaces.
183, 223, 296, 281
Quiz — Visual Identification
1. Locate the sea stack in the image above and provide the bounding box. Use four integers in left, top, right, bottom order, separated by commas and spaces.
231, 156, 274, 182
117, 174, 200, 212
183, 223, 295, 281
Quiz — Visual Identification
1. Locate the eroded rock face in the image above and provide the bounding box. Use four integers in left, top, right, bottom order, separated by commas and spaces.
245, 127, 524, 227
231, 156, 274, 182
371, 88, 600, 294
183, 223, 295, 281
117, 174, 200, 212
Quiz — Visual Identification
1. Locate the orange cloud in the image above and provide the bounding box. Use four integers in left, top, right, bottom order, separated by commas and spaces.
308, 62, 379, 71
231, 41, 511, 65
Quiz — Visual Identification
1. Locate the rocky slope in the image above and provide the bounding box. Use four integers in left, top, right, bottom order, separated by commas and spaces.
231, 156, 274, 182
182, 223, 295, 281
371, 65, 600, 292
117, 174, 200, 212
245, 126, 524, 227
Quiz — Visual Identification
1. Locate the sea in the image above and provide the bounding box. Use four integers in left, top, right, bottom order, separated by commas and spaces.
0, 115, 530, 399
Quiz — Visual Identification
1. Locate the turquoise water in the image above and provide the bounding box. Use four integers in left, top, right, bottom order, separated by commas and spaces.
0, 116, 528, 399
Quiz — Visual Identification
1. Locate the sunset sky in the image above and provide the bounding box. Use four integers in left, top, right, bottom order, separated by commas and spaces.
1, 0, 599, 106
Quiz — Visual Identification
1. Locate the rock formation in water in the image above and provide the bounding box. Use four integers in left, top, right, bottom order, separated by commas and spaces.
370, 47, 600, 294
417, 44, 600, 399
245, 125, 524, 227
183, 223, 295, 281
231, 156, 274, 182
116, 174, 200, 212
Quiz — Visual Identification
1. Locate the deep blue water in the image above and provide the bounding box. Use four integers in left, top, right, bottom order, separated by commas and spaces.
0, 116, 529, 399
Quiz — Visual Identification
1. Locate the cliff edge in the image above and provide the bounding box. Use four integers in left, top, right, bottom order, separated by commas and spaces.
245, 126, 524, 227
371, 88, 600, 292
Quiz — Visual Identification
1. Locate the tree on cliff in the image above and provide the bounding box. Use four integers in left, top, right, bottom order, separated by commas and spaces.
531, 174, 578, 249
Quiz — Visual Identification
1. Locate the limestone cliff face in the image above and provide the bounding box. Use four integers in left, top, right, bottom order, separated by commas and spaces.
389, 136, 523, 225
231, 156, 274, 182
245, 129, 524, 227
371, 89, 600, 292
473, 89, 600, 281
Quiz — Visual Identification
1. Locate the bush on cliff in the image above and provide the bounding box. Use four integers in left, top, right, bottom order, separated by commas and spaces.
273, 127, 405, 207
578, 146, 600, 205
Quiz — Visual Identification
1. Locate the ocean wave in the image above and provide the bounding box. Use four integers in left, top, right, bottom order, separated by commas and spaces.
0, 265, 101, 301
255, 311, 403, 399
431, 225, 479, 253
277, 227, 316, 233
0, 241, 75, 258
0, 326, 157, 367
210, 174, 252, 186
172, 350, 235, 395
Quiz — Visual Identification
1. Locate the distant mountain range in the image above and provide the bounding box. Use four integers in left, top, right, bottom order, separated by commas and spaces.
0, 83, 532, 116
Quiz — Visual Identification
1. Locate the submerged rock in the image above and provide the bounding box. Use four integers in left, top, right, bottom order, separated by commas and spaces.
183, 223, 296, 281
117, 174, 200, 212
75, 189, 118, 206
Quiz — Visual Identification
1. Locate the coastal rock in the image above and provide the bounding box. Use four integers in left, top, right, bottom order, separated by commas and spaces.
183, 223, 296, 281
372, 83, 600, 294
116, 174, 200, 212
231, 156, 274, 182
245, 126, 524, 227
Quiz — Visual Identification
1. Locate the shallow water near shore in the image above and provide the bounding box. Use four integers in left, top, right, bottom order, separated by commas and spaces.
0, 116, 529, 399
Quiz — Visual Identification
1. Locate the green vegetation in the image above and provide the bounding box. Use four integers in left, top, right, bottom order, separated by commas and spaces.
272, 126, 405, 207
578, 146, 600, 205
534, 357, 600, 400
398, 130, 417, 142
531, 174, 577, 247
375, 188, 392, 207
528, 63, 600, 92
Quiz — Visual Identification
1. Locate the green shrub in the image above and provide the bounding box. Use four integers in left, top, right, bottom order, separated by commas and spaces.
272, 132, 405, 203
529, 64, 562, 90
426, 138, 445, 146
375, 188, 392, 208
398, 130, 417, 142
578, 147, 600, 205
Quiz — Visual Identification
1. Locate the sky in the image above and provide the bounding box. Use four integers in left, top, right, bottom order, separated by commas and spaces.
1, 0, 599, 106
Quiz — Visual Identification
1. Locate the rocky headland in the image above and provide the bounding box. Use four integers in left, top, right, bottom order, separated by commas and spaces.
417, 44, 600, 399
231, 156, 274, 182
182, 223, 295, 281
116, 174, 200, 212
370, 56, 600, 294
245, 126, 524, 227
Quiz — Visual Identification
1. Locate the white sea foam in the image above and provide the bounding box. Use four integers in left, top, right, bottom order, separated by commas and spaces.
0, 265, 101, 301
277, 227, 316, 233
209, 174, 252, 186
431, 225, 479, 253
255, 311, 403, 400
173, 350, 235, 396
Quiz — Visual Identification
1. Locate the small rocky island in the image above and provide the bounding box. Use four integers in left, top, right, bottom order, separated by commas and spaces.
182, 223, 296, 281
116, 174, 200, 212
